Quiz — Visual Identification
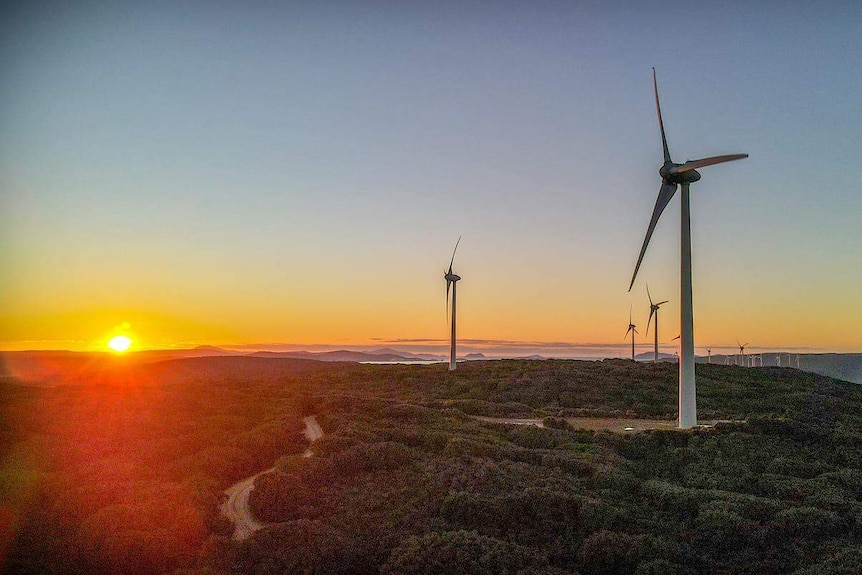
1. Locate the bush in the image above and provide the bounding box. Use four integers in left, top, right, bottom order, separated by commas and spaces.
578, 530, 645, 575
382, 530, 547, 575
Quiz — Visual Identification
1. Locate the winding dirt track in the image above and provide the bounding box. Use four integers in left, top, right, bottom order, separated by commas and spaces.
220, 416, 322, 541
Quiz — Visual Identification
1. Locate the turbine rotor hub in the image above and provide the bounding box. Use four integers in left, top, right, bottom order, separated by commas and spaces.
659, 162, 701, 184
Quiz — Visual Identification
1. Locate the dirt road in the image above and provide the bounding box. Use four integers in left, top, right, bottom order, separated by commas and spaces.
220, 415, 322, 541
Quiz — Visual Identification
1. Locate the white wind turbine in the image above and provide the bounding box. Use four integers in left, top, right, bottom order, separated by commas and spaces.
645, 285, 669, 363
625, 308, 638, 361
444, 237, 462, 371
628, 69, 748, 429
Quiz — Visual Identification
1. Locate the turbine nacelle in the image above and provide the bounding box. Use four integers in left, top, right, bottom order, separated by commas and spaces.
444, 272, 461, 283
659, 162, 701, 184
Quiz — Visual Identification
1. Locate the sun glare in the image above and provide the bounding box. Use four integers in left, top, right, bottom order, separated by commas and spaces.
108, 335, 132, 353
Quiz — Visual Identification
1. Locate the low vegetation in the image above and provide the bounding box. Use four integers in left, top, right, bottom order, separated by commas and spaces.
2, 356, 861, 574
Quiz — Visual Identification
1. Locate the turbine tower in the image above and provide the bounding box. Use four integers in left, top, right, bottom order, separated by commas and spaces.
645, 285, 668, 363
628, 69, 748, 429
444, 237, 462, 371
707, 348, 711, 364
625, 308, 638, 361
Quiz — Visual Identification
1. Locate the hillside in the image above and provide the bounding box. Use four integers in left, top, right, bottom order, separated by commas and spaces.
2, 357, 861, 575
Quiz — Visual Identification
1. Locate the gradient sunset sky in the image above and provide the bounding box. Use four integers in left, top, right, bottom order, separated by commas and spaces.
3, 1, 861, 356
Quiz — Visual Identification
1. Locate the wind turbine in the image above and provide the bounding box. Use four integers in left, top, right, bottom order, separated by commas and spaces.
625, 308, 638, 361
444, 237, 462, 371
628, 69, 747, 429
707, 348, 711, 364
671, 334, 681, 362
737, 340, 748, 367
645, 285, 668, 363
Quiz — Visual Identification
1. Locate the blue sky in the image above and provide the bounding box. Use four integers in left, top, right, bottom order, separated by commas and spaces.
3, 1, 861, 354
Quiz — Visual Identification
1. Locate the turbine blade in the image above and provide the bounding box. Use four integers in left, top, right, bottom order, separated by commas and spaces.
625, 325, 632, 338
647, 284, 654, 306
653, 68, 671, 163
672, 334, 680, 341
449, 236, 461, 270
657, 300, 669, 306
672, 154, 748, 174
629, 182, 677, 291
646, 308, 655, 336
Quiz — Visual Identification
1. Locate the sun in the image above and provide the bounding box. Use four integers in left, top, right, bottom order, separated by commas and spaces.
108, 335, 132, 353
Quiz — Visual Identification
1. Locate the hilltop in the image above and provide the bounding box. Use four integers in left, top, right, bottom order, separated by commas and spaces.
2, 356, 861, 575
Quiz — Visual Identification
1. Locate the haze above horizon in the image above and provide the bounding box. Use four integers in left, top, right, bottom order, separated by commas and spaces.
3, 2, 861, 354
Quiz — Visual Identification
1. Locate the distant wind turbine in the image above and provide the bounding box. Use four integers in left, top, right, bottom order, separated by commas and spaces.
625, 307, 638, 361
671, 334, 681, 361
645, 285, 668, 363
628, 69, 748, 429
707, 349, 711, 364
737, 340, 748, 367
444, 237, 462, 371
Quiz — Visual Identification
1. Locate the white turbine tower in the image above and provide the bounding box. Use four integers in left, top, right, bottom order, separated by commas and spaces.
444, 237, 462, 371
707, 348, 712, 364
646, 286, 668, 363
625, 307, 638, 361
628, 69, 748, 429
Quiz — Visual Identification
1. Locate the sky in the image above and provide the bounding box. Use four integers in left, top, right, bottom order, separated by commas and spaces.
2, 1, 862, 356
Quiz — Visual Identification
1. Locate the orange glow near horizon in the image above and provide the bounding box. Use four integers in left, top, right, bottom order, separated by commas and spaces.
1, 277, 861, 355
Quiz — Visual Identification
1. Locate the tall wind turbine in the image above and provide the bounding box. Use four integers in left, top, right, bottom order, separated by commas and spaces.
645, 285, 668, 363
444, 237, 462, 371
625, 308, 638, 361
628, 69, 748, 429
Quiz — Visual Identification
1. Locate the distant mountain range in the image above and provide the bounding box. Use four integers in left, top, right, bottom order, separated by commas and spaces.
634, 351, 678, 361
249, 349, 432, 363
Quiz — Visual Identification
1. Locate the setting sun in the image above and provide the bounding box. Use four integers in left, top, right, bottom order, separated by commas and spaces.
107, 335, 132, 353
